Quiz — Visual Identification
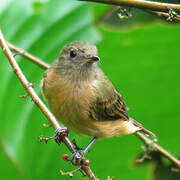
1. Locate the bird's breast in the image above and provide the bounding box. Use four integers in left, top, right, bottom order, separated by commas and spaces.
42, 70, 98, 133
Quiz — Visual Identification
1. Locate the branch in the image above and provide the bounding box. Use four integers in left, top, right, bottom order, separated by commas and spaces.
79, 0, 180, 13
7, 42, 50, 69
136, 132, 180, 169
0, 29, 96, 180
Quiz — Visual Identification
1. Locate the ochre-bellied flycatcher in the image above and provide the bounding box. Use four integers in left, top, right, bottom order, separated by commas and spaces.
42, 41, 154, 151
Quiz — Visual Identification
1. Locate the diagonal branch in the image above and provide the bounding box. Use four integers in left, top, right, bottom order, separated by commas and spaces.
79, 0, 180, 13
136, 132, 180, 168
0, 29, 96, 180
7, 42, 50, 69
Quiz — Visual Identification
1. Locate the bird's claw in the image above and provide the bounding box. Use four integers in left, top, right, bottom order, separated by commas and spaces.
70, 150, 90, 167
72, 150, 85, 165
54, 127, 69, 144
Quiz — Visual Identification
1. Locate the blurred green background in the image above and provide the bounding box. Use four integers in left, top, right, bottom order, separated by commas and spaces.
0, 0, 180, 179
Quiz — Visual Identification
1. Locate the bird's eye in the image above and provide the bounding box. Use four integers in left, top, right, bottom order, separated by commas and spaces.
70, 50, 77, 58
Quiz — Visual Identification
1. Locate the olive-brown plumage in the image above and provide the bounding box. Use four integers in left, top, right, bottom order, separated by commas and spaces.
42, 41, 154, 138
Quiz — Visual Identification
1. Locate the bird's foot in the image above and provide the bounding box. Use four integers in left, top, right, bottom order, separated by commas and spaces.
54, 127, 69, 144
72, 150, 84, 165
60, 138, 96, 178
61, 149, 90, 167
72, 150, 89, 166
71, 137, 96, 165
39, 127, 69, 144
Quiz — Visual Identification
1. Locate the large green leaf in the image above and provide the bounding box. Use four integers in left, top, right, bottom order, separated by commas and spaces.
0, 0, 100, 179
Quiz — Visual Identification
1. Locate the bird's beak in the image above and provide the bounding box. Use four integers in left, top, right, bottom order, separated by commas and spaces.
85, 54, 100, 63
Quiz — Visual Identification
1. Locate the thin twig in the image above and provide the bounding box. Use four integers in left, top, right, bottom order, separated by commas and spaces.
79, 0, 180, 13
91, 2, 180, 25
136, 131, 180, 168
0, 29, 96, 180
7, 42, 50, 69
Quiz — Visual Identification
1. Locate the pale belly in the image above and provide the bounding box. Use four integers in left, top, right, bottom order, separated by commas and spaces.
43, 77, 102, 137
48, 95, 138, 138
48, 92, 102, 137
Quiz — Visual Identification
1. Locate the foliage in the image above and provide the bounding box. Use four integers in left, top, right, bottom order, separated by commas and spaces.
0, 0, 179, 179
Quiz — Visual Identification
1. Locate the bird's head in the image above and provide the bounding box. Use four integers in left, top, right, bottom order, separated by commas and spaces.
57, 41, 100, 72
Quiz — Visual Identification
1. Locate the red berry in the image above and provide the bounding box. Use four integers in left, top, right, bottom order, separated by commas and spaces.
83, 160, 90, 166
62, 154, 69, 161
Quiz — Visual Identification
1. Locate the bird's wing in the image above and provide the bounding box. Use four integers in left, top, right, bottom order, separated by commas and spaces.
89, 74, 129, 121
88, 70, 156, 137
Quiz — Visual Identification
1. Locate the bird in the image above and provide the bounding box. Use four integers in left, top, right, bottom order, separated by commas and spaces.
42, 41, 155, 153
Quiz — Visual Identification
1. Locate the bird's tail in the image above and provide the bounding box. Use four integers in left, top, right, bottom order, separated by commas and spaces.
129, 118, 156, 138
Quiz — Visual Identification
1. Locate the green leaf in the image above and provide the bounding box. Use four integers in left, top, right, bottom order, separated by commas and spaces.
0, 0, 100, 179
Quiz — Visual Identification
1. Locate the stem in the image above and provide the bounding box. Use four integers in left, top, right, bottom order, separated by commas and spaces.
79, 0, 180, 13
0, 29, 96, 180
7, 42, 50, 69
136, 132, 180, 168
